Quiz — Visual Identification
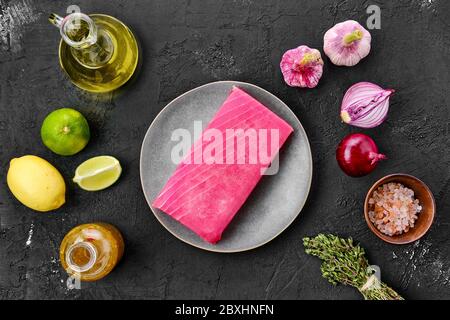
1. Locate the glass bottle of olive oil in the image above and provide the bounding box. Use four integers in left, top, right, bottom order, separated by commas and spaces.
60, 223, 124, 281
49, 12, 139, 93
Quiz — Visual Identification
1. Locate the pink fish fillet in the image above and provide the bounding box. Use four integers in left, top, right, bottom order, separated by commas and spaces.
152, 86, 294, 243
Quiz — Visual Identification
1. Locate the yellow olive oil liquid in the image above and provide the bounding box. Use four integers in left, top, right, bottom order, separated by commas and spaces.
59, 14, 139, 93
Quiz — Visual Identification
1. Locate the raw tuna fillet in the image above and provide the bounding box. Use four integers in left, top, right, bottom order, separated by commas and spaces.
152, 86, 293, 243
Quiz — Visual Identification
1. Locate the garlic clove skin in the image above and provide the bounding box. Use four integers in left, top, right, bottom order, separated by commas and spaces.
324, 20, 371, 67
280, 45, 324, 88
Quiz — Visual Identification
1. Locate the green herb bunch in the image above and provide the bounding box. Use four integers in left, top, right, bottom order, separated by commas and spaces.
303, 234, 403, 300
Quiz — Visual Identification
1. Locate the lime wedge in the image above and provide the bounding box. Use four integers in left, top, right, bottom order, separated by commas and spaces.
73, 156, 122, 191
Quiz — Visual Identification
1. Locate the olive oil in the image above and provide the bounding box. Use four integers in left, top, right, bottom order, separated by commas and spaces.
49, 12, 139, 93
60, 223, 124, 281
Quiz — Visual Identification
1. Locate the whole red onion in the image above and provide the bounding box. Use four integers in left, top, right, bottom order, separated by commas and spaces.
336, 133, 386, 177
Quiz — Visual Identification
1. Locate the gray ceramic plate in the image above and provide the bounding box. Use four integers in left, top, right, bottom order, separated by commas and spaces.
140, 81, 312, 252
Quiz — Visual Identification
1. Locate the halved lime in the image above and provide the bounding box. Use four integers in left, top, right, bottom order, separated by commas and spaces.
73, 156, 122, 191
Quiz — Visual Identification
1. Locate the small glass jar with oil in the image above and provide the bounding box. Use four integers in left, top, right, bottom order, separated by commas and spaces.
60, 223, 124, 281
49, 12, 139, 93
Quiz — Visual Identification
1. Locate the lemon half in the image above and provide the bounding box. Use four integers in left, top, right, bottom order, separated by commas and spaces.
73, 156, 122, 191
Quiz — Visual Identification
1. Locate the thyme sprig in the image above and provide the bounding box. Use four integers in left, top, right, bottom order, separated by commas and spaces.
303, 234, 404, 300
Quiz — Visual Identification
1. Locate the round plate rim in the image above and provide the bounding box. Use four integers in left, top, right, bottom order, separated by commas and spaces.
139, 80, 313, 253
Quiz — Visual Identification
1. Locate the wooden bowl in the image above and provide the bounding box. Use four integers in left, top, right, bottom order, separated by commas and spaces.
364, 174, 435, 244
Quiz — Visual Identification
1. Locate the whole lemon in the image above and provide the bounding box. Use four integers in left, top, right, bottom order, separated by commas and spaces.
7, 155, 66, 212
41, 108, 90, 156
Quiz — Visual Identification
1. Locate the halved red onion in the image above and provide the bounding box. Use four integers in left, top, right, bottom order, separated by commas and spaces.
340, 82, 394, 128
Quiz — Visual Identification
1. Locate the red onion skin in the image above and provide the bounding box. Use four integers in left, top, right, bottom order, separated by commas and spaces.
340, 82, 395, 128
336, 133, 386, 177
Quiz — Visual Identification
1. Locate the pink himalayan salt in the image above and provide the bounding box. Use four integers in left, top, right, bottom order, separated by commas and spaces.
368, 182, 422, 236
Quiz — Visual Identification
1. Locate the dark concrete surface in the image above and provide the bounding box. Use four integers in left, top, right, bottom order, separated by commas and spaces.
0, 0, 449, 300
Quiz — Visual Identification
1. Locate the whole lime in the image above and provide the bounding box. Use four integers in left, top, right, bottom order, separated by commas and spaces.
41, 108, 90, 156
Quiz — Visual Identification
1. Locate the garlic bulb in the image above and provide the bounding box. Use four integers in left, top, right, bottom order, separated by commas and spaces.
341, 82, 394, 128
280, 45, 324, 88
324, 20, 371, 66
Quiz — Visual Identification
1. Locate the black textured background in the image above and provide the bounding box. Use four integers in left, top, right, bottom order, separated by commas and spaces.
0, 0, 449, 300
